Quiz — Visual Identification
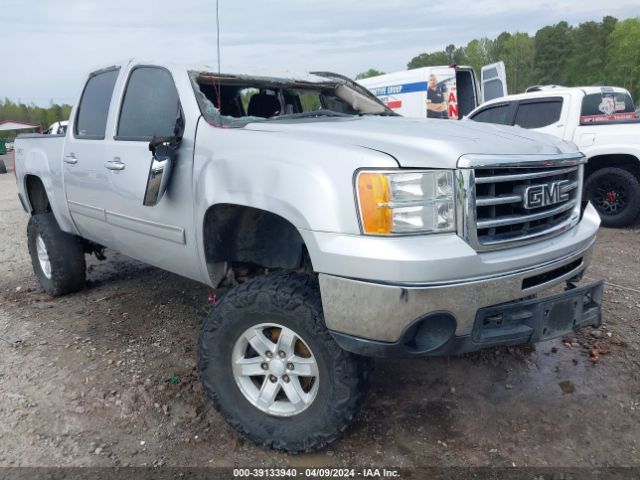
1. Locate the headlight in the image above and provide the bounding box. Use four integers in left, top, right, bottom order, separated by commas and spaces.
356, 170, 455, 235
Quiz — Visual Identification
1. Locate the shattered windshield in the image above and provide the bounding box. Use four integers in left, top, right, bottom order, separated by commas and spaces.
189, 70, 395, 127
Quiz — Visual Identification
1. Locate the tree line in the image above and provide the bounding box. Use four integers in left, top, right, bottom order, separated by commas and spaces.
357, 16, 640, 100
0, 99, 72, 138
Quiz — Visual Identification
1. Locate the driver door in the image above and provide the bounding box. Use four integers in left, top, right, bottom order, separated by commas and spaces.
100, 66, 199, 279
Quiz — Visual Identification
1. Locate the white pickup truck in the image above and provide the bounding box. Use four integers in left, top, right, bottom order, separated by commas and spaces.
14, 60, 603, 452
468, 86, 640, 227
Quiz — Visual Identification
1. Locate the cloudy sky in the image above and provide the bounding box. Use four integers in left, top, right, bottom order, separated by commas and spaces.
1, 0, 638, 105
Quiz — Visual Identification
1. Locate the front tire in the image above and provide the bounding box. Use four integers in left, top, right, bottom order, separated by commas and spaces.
585, 167, 640, 228
27, 213, 86, 296
0, 159, 7, 174
198, 272, 371, 453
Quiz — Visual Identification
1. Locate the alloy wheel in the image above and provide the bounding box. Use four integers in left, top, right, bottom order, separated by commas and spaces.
231, 323, 320, 417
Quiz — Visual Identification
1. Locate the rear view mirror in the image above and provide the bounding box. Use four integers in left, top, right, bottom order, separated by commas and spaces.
144, 139, 178, 206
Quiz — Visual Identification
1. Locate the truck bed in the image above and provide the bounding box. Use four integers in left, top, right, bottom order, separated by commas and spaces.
576, 122, 640, 147
14, 133, 72, 231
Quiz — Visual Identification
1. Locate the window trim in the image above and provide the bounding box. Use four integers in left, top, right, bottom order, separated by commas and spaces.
113, 65, 184, 142
469, 101, 517, 125
73, 66, 120, 140
517, 96, 563, 106
513, 96, 564, 129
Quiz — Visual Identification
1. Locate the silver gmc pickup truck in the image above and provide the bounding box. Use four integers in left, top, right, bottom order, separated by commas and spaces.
14, 59, 603, 452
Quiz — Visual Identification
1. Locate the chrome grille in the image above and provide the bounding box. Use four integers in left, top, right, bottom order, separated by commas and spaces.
456, 154, 585, 251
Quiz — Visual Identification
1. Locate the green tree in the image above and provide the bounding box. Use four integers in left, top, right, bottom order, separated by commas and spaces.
464, 38, 495, 76
534, 21, 574, 85
355, 69, 385, 80
45, 109, 59, 127
567, 16, 618, 86
607, 17, 640, 99
407, 51, 449, 69
491, 32, 512, 60
500, 32, 535, 93
445, 44, 466, 64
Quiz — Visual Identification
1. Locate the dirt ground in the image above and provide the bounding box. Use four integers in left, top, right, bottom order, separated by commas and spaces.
0, 151, 639, 468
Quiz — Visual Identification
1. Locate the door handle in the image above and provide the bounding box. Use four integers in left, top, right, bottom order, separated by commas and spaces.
64, 153, 78, 164
104, 159, 126, 171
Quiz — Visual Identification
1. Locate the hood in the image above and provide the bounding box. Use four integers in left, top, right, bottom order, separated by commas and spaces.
245, 116, 578, 168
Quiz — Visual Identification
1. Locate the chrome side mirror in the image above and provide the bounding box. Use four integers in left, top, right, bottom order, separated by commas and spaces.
144, 139, 177, 206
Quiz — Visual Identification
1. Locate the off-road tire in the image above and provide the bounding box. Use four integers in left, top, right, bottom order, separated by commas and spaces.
0, 159, 7, 174
27, 213, 86, 296
198, 271, 371, 453
585, 167, 640, 228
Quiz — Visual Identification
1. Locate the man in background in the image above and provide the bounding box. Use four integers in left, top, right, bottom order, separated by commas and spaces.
426, 73, 448, 119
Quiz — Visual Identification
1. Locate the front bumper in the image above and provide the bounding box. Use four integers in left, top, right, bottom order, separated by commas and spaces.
329, 280, 603, 357
319, 231, 603, 356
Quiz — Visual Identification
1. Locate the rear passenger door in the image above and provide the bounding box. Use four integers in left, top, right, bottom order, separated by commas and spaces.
513, 97, 567, 138
63, 67, 120, 246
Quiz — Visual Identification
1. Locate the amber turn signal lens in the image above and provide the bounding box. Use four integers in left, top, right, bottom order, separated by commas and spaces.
357, 173, 392, 234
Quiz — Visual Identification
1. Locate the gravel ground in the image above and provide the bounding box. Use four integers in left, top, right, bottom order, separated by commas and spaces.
0, 152, 639, 468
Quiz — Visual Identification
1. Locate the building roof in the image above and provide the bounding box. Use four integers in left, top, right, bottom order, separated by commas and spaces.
0, 120, 42, 132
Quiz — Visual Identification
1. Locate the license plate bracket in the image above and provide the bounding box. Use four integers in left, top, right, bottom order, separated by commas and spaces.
472, 280, 604, 346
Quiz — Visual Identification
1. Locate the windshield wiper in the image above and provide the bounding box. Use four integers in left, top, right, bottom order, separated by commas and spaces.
267, 109, 352, 120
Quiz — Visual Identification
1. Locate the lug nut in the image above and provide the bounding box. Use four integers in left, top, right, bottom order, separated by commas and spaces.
261, 363, 268, 370
287, 363, 294, 370
269, 375, 277, 383
282, 375, 290, 383
265, 351, 273, 358
278, 350, 286, 358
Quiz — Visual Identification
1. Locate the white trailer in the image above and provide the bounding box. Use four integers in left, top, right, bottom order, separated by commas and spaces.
358, 62, 507, 119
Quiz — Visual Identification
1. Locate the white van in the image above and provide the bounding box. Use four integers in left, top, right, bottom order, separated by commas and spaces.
358, 62, 507, 119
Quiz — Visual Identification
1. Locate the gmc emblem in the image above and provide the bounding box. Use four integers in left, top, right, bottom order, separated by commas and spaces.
523, 180, 570, 209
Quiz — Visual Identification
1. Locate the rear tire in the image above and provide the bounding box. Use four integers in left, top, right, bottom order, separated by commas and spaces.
27, 213, 86, 296
0, 159, 7, 174
198, 271, 371, 453
585, 167, 640, 228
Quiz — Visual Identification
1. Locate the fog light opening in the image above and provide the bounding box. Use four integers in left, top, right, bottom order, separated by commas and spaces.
403, 313, 457, 354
